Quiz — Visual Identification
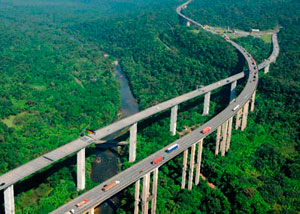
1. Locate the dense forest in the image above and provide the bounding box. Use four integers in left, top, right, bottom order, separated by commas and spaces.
0, 0, 299, 213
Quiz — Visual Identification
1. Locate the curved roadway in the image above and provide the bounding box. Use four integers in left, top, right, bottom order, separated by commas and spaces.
0, 0, 279, 213
51, 1, 269, 213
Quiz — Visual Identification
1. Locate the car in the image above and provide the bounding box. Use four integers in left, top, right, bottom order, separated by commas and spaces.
64, 209, 75, 214
0, 182, 5, 186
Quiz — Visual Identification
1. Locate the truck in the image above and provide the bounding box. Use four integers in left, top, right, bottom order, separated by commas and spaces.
76, 198, 88, 207
152, 156, 165, 164
202, 126, 211, 134
166, 144, 179, 153
102, 181, 120, 192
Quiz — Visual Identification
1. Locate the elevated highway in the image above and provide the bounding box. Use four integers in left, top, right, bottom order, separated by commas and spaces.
51, 1, 279, 214
0, 0, 279, 214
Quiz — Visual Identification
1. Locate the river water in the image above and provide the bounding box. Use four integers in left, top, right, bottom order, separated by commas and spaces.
91, 63, 139, 214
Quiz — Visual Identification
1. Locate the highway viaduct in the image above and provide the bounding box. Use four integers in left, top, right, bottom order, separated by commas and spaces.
0, 0, 279, 213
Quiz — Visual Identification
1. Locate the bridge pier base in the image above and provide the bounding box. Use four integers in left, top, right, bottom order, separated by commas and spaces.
134, 180, 140, 214
250, 91, 256, 112
186, 21, 191, 27
226, 117, 233, 152
203, 92, 211, 115
241, 101, 249, 131
4, 185, 15, 214
88, 208, 95, 214
195, 139, 203, 185
129, 123, 137, 162
215, 126, 221, 155
170, 105, 178, 136
230, 81, 237, 103
235, 108, 242, 130
188, 144, 196, 190
77, 148, 85, 191
181, 149, 188, 189
264, 64, 270, 74
142, 173, 150, 214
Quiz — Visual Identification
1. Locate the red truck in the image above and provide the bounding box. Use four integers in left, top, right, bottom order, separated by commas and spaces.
152, 156, 165, 164
76, 198, 88, 207
202, 126, 211, 134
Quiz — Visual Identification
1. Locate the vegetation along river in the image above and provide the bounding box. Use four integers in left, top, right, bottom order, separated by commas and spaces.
91, 63, 139, 213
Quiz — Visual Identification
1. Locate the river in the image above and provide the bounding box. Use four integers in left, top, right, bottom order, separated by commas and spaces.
91, 63, 139, 214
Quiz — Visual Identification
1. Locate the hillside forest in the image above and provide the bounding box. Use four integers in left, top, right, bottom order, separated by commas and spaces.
0, 0, 299, 213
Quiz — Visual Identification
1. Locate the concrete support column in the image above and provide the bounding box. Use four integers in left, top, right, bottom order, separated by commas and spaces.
195, 139, 203, 185
142, 173, 150, 214
264, 64, 270, 74
187, 21, 190, 27
188, 144, 196, 190
129, 123, 137, 162
250, 91, 256, 112
88, 208, 95, 214
4, 185, 15, 214
151, 168, 159, 214
134, 180, 140, 214
235, 109, 242, 130
77, 148, 85, 191
220, 121, 228, 156
226, 117, 233, 152
215, 126, 221, 155
241, 101, 249, 131
181, 149, 188, 189
170, 105, 178, 136
203, 92, 211, 115
230, 81, 237, 103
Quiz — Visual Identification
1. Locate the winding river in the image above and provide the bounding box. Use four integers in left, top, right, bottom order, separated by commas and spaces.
91, 63, 139, 214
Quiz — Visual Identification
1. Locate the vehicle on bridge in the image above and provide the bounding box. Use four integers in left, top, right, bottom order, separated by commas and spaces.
76, 198, 88, 207
233, 105, 240, 111
64, 209, 75, 214
166, 144, 179, 153
102, 181, 120, 192
202, 126, 211, 134
251, 58, 257, 67
152, 156, 165, 164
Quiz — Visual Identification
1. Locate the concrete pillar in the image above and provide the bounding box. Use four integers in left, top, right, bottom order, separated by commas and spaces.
264, 64, 270, 74
134, 180, 140, 214
181, 149, 188, 189
195, 139, 203, 185
4, 185, 15, 214
151, 168, 159, 214
142, 173, 150, 214
187, 21, 190, 27
129, 123, 137, 162
215, 126, 221, 155
77, 148, 85, 191
88, 208, 95, 214
188, 144, 196, 190
203, 92, 211, 115
241, 101, 249, 131
220, 121, 228, 156
170, 105, 178, 136
250, 90, 256, 112
235, 108, 242, 130
226, 117, 233, 152
230, 81, 237, 103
